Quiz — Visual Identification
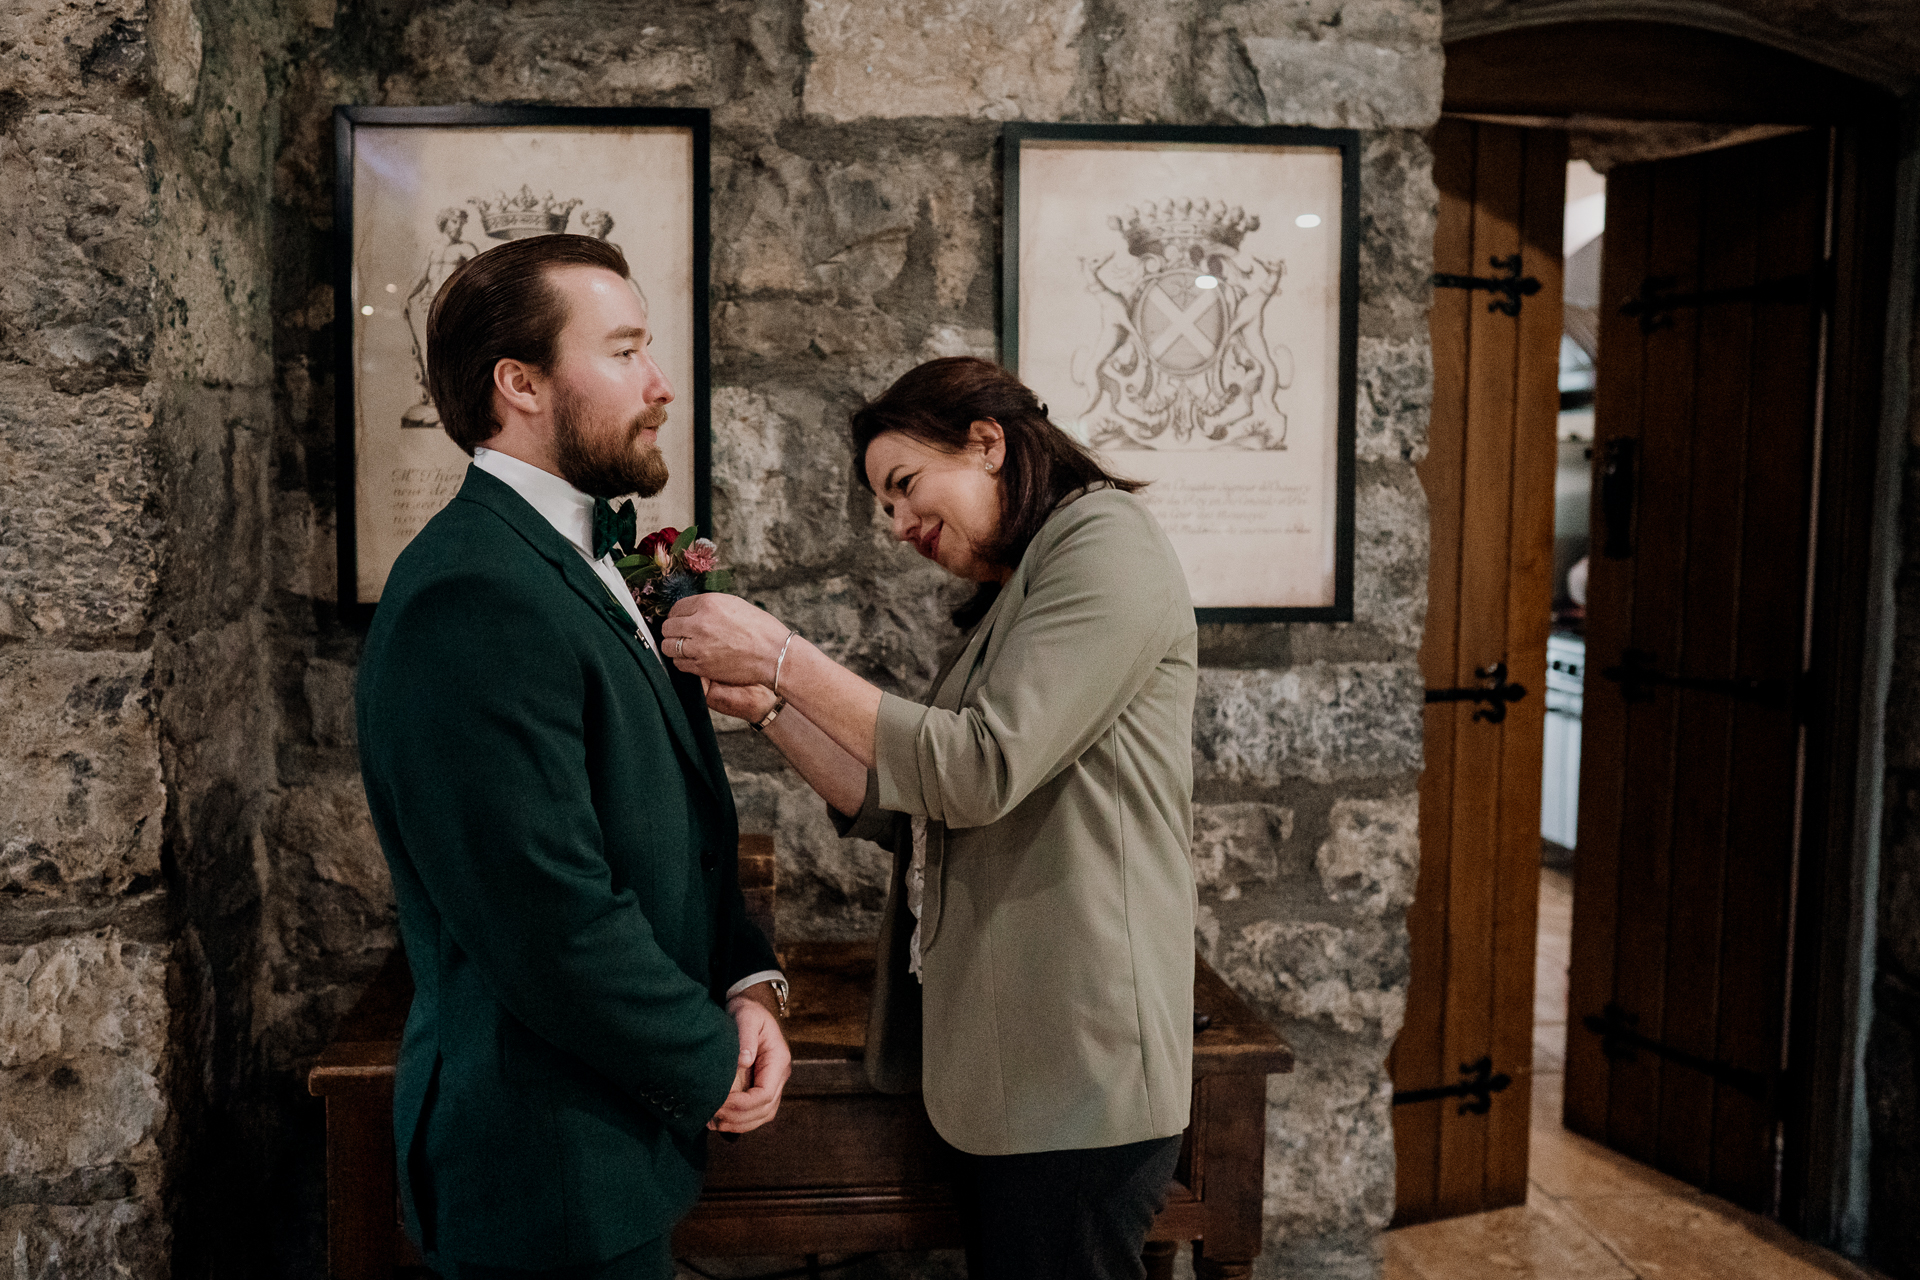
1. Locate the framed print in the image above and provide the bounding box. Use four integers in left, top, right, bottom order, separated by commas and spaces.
1003, 123, 1359, 622
333, 105, 710, 620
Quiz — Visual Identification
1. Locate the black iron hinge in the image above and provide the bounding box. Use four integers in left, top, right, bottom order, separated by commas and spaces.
1425, 661, 1529, 724
1581, 1003, 1771, 1099
1620, 269, 1823, 336
1393, 1056, 1514, 1116
1432, 254, 1542, 317
1599, 649, 1800, 715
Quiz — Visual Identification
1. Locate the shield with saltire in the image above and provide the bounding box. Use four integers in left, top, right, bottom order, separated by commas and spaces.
1133, 271, 1228, 376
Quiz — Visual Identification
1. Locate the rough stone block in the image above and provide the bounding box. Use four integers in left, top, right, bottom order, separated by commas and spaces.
715, 297, 907, 362
302, 657, 358, 751
0, 934, 169, 1175
0, 650, 163, 900
378, 0, 798, 132
1351, 467, 1429, 653
727, 768, 891, 940
711, 385, 862, 572
1192, 802, 1292, 898
1358, 130, 1439, 344
0, 377, 159, 640
1193, 664, 1423, 786
804, 0, 1082, 122
148, 181, 277, 389
1315, 792, 1418, 917
1261, 1030, 1396, 1243
1356, 335, 1431, 464
0, 1199, 169, 1277
263, 775, 392, 964
1241, 35, 1442, 130
0, 0, 147, 100
0, 108, 152, 378
1221, 918, 1406, 1036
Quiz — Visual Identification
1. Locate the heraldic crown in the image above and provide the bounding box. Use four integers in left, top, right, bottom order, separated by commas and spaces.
1107, 198, 1260, 263
475, 185, 584, 240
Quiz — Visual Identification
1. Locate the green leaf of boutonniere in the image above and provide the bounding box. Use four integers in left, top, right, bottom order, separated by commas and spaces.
669, 526, 699, 556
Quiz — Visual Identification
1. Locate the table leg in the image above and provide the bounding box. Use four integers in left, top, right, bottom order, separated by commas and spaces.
1142, 1240, 1177, 1280
1192, 1253, 1253, 1280
326, 1092, 399, 1280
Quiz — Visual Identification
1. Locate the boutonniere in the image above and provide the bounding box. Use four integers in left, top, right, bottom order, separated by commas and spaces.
615, 526, 736, 625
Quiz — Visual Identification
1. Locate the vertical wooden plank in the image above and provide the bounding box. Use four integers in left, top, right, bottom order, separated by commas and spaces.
1484, 127, 1566, 1206
1652, 142, 1761, 1187
1564, 161, 1652, 1141
1434, 122, 1523, 1215
1602, 154, 1706, 1165
1712, 129, 1827, 1210
1395, 117, 1477, 1226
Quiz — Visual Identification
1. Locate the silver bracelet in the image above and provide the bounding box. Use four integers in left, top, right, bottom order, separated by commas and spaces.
772, 630, 798, 698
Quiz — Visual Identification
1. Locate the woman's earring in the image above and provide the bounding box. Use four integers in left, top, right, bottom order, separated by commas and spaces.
984, 460, 995, 473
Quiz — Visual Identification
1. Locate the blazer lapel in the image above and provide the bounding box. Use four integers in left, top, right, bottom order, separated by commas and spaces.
454, 467, 727, 804
930, 584, 1016, 712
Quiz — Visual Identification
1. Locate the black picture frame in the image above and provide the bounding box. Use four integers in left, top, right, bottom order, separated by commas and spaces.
332, 105, 712, 625
1001, 122, 1360, 624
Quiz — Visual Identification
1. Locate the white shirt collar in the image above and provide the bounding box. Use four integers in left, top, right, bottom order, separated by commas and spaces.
472, 447, 597, 559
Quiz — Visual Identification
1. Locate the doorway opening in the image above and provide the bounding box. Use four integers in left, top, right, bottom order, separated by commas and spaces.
1390, 16, 1899, 1258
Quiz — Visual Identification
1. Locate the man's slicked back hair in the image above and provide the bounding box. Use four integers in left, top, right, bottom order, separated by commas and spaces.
425, 233, 631, 454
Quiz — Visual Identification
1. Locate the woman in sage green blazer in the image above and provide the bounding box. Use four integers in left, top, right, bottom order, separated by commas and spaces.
662, 357, 1198, 1279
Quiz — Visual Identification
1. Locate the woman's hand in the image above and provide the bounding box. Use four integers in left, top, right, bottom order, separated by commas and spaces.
707, 681, 777, 723
660, 593, 790, 688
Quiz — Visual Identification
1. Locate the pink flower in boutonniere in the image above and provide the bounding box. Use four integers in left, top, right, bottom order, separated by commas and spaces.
682, 538, 718, 574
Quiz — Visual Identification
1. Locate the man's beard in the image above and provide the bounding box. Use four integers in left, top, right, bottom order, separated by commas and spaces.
553, 388, 671, 500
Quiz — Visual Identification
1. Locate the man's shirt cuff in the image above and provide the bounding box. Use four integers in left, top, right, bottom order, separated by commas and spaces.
725, 969, 786, 1001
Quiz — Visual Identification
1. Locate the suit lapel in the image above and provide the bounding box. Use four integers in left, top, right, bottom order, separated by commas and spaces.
454, 467, 727, 804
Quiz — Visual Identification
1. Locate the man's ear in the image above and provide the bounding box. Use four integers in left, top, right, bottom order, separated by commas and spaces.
968, 418, 1006, 469
492, 358, 546, 419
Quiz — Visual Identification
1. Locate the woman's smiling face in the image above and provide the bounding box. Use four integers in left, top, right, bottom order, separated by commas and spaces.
864, 424, 1009, 584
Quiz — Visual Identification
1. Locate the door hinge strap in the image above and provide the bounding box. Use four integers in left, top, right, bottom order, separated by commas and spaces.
1581, 1002, 1772, 1099
1425, 661, 1529, 724
1599, 649, 1799, 713
1392, 1056, 1513, 1115
1620, 270, 1820, 336
1431, 254, 1542, 317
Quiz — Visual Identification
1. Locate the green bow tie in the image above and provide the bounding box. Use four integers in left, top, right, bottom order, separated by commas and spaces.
591, 497, 636, 560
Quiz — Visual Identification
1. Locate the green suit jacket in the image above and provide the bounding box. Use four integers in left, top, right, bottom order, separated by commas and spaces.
841, 487, 1199, 1156
356, 465, 777, 1268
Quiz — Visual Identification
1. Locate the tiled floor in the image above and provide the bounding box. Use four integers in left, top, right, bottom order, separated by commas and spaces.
1385, 869, 1886, 1280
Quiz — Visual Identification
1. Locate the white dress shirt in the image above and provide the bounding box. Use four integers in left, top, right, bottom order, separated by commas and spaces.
471, 448, 782, 1004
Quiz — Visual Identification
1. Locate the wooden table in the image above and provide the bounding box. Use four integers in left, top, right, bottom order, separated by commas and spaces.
309, 942, 1291, 1279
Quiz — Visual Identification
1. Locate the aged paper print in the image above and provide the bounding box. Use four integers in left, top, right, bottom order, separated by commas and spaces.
1017, 140, 1343, 609
351, 126, 696, 602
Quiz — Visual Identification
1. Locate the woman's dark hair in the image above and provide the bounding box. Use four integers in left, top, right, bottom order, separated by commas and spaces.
850, 358, 1142, 623
425, 233, 630, 454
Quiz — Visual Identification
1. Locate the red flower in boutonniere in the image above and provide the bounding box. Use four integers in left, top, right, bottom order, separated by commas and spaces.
614, 526, 736, 625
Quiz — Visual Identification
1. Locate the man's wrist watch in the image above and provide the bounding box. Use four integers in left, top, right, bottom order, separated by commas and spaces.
767, 976, 789, 1018
750, 697, 786, 733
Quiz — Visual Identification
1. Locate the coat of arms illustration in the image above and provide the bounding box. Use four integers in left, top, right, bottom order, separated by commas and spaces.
1075, 199, 1292, 451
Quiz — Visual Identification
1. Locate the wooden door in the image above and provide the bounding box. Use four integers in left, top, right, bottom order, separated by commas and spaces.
1564, 129, 1829, 1213
1391, 119, 1564, 1226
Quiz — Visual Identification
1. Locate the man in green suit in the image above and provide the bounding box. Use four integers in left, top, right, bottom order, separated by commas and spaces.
357, 233, 789, 1279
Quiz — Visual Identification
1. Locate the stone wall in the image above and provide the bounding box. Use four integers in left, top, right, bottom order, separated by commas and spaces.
6, 0, 1443, 1275
4, 0, 176, 1269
